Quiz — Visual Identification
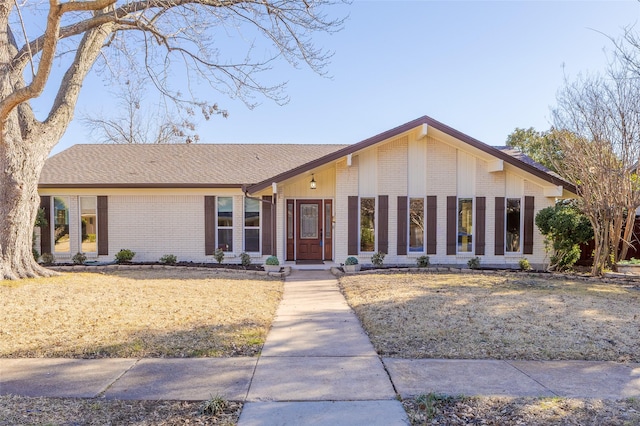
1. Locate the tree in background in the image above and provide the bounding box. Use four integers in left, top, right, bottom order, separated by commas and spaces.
0, 0, 346, 280
82, 78, 216, 144
506, 127, 561, 173
535, 201, 593, 271
549, 53, 640, 275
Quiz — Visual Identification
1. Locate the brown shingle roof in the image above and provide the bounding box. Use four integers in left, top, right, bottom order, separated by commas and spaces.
39, 144, 348, 188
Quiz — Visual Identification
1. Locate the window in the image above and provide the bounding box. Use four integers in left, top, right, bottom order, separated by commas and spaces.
458, 198, 473, 253
217, 197, 233, 252
244, 198, 260, 252
53, 197, 70, 253
506, 198, 521, 252
360, 198, 375, 252
79, 196, 97, 253
409, 198, 425, 252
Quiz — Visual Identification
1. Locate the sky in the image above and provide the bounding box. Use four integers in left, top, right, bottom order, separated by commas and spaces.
48, 0, 640, 156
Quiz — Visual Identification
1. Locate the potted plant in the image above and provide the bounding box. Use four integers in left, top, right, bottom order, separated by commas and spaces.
616, 258, 640, 275
263, 255, 280, 272
343, 256, 360, 273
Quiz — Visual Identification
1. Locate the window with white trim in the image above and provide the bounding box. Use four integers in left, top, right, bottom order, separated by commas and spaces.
506, 198, 521, 252
244, 198, 260, 252
217, 197, 233, 252
79, 196, 97, 253
409, 198, 425, 252
458, 198, 473, 253
360, 197, 375, 252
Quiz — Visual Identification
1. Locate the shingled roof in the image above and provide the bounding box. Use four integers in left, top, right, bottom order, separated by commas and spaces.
39, 143, 348, 188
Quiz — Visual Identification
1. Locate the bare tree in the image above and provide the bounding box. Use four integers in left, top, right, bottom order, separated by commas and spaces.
0, 0, 345, 280
550, 57, 640, 275
82, 78, 217, 144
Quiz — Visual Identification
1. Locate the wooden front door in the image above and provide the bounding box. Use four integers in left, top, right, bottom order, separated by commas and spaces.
296, 200, 323, 260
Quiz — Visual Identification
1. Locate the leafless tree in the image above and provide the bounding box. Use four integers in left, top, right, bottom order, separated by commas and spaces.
0, 0, 346, 279
550, 57, 640, 275
82, 78, 217, 144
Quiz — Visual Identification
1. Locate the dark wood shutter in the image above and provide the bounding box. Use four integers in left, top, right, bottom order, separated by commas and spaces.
378, 195, 388, 254
494, 197, 505, 256
397, 196, 408, 256
523, 196, 535, 254
204, 196, 216, 255
426, 196, 437, 255
39, 196, 51, 255
348, 196, 359, 255
261, 196, 273, 255
97, 196, 109, 255
446, 196, 457, 255
475, 197, 486, 255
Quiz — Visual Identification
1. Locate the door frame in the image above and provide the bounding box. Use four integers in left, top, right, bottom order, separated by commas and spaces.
286, 198, 333, 261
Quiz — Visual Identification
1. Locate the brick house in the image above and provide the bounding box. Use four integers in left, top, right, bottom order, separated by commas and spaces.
38, 115, 576, 268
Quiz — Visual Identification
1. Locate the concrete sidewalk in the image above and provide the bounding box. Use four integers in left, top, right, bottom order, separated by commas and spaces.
1, 269, 639, 424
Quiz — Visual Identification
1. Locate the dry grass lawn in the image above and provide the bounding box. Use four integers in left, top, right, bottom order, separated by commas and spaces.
0, 395, 241, 425
0, 269, 283, 358
339, 272, 640, 362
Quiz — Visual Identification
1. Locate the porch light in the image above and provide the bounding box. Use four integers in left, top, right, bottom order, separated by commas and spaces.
310, 174, 317, 190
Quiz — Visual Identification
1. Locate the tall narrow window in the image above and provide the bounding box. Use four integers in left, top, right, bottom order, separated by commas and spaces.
506, 198, 521, 252
53, 197, 70, 253
244, 198, 260, 252
218, 197, 233, 252
409, 198, 425, 252
79, 196, 97, 253
360, 198, 375, 252
458, 198, 473, 253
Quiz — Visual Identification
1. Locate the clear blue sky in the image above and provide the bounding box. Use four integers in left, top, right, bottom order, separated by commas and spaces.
50, 1, 640, 155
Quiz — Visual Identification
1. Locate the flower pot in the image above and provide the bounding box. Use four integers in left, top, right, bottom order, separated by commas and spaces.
263, 264, 281, 273
344, 264, 361, 273
616, 263, 640, 275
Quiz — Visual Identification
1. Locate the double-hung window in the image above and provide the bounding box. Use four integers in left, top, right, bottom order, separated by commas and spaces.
244, 198, 260, 252
218, 197, 233, 252
506, 198, 521, 252
360, 198, 375, 252
79, 196, 97, 253
458, 198, 473, 253
409, 198, 425, 252
53, 196, 70, 254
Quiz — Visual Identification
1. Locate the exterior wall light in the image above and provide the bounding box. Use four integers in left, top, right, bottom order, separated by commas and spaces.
310, 174, 317, 190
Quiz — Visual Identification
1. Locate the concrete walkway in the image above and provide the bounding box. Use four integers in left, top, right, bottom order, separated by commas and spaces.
1, 269, 639, 424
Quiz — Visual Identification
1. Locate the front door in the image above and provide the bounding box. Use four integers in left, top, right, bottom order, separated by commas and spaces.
296, 200, 323, 260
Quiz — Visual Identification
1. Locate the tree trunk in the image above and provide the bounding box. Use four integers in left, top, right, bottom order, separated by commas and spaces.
0, 134, 56, 279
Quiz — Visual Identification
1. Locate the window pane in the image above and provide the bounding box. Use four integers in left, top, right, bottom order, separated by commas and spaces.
409, 198, 424, 252
458, 198, 473, 253
80, 196, 97, 253
245, 198, 260, 227
245, 229, 260, 252
218, 197, 233, 227
300, 203, 319, 239
325, 203, 332, 240
506, 198, 521, 252
287, 203, 294, 240
54, 197, 70, 253
218, 229, 233, 252
360, 198, 375, 252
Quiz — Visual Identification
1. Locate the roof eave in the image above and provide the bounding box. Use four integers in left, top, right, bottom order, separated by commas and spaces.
38, 183, 246, 189
248, 115, 577, 195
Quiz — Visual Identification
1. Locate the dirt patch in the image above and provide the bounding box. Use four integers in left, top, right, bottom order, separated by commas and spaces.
0, 395, 241, 425
0, 269, 283, 358
403, 394, 640, 425
339, 272, 640, 362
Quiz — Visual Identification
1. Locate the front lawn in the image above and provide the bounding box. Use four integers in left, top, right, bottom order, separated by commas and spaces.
339, 272, 640, 362
0, 269, 283, 358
